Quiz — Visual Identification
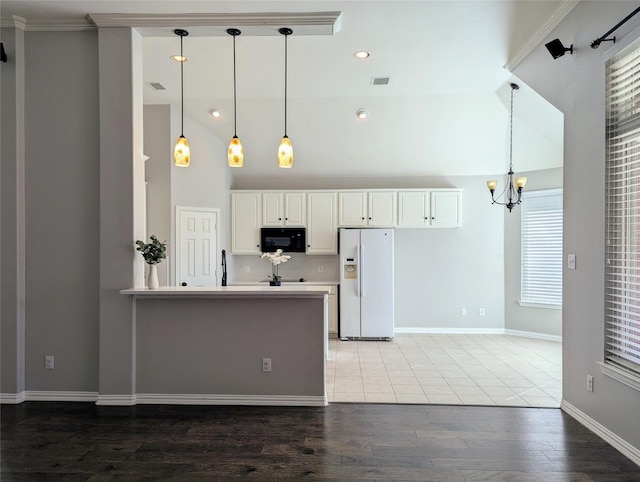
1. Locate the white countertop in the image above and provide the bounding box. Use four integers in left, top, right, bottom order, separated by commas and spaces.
120, 285, 332, 298
230, 280, 339, 286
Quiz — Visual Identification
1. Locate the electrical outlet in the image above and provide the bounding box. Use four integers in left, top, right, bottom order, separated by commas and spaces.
262, 358, 272, 373
587, 374, 593, 392
461, 308, 467, 316
318, 265, 324, 273
479, 308, 485, 316
244, 266, 250, 273
568, 254, 576, 270
45, 355, 54, 370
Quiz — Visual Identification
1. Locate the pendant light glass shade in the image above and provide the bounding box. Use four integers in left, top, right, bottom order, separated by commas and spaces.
174, 135, 190, 167
278, 28, 293, 168
173, 29, 190, 167
227, 28, 244, 168
228, 135, 244, 167
278, 135, 293, 168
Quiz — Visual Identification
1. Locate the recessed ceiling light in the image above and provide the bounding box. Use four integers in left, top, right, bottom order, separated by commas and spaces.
354, 50, 370, 59
171, 55, 187, 62
210, 108, 222, 119
356, 109, 369, 119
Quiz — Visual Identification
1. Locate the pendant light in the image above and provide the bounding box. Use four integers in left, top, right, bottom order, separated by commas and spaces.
173, 29, 190, 167
278, 27, 293, 168
227, 28, 244, 168
486, 83, 527, 212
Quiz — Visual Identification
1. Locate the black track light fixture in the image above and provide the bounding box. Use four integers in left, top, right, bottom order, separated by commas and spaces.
545, 39, 573, 59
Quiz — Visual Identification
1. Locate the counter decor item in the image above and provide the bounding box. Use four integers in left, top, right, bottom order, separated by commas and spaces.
260, 248, 291, 286
135, 235, 167, 290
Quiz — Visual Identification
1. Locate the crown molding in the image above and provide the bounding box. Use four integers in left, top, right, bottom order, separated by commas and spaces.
0, 14, 94, 31
504, 0, 580, 71
86, 11, 341, 36
0, 15, 26, 30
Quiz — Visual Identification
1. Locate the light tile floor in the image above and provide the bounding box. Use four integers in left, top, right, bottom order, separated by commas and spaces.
326, 333, 562, 407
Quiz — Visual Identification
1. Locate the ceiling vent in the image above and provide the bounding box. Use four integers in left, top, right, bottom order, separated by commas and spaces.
371, 77, 390, 86
146, 81, 167, 91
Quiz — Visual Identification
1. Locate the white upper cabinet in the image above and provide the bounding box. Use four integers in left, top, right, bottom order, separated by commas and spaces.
368, 191, 397, 226
430, 190, 462, 228
262, 193, 284, 226
284, 192, 306, 226
338, 191, 396, 227
398, 191, 429, 227
307, 192, 338, 254
231, 192, 262, 254
262, 192, 306, 227
338, 192, 367, 226
398, 190, 462, 228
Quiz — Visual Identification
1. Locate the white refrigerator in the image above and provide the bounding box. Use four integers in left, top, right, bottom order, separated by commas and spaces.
339, 228, 394, 340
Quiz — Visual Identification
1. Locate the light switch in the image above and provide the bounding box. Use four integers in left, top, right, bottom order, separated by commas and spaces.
568, 254, 576, 270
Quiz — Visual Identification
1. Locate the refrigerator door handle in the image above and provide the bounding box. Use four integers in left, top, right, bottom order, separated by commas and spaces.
360, 244, 365, 298
356, 244, 361, 298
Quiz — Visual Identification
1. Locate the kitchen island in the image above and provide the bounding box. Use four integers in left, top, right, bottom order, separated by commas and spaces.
116, 285, 330, 406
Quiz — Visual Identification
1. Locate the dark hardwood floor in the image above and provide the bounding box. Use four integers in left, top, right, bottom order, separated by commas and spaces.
2, 402, 639, 481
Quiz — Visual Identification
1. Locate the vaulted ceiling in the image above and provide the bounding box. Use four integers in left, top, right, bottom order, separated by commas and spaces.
2, 1, 567, 180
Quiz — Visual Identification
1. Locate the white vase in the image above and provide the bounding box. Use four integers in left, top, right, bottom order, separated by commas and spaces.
147, 264, 159, 290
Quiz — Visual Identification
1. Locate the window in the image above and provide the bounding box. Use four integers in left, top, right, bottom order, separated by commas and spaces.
520, 189, 563, 307
604, 42, 640, 381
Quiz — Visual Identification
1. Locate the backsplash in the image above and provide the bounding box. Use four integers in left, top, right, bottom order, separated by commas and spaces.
231, 254, 340, 282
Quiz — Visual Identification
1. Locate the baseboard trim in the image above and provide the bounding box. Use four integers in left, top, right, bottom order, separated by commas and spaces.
25, 390, 99, 402
561, 400, 640, 466
394, 327, 562, 342
1, 391, 97, 403
135, 393, 328, 407
95, 394, 138, 406
3, 391, 327, 407
394, 327, 505, 335
504, 329, 562, 343
0, 392, 26, 404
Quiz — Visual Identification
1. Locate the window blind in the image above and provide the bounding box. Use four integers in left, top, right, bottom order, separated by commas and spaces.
521, 189, 563, 306
605, 44, 640, 377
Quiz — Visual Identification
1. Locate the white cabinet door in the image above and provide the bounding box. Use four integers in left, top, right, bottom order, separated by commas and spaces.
430, 191, 462, 228
262, 193, 284, 227
284, 192, 306, 226
338, 192, 367, 226
231, 192, 262, 254
328, 291, 337, 336
369, 191, 397, 226
307, 192, 338, 254
397, 191, 429, 227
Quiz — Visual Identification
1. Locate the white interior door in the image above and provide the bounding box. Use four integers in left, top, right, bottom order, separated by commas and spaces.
177, 207, 219, 287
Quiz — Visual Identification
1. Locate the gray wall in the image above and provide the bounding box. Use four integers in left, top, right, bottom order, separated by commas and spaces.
515, 1, 640, 450
144, 104, 171, 286
230, 176, 506, 331
24, 31, 100, 392
0, 26, 26, 396
504, 167, 563, 337
144, 104, 233, 286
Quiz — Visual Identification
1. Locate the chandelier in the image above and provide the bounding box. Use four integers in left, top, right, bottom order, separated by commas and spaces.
486, 82, 527, 212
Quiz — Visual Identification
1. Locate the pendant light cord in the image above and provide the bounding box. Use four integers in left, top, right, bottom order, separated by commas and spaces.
233, 33, 238, 137
180, 34, 184, 137
508, 85, 514, 173
284, 32, 288, 136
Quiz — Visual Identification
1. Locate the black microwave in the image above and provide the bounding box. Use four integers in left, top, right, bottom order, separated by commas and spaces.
260, 227, 306, 253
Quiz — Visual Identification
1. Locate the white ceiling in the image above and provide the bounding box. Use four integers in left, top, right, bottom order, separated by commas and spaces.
2, 0, 566, 180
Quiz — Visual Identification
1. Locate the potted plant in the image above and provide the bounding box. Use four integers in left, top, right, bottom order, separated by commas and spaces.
135, 235, 166, 289
260, 249, 291, 286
